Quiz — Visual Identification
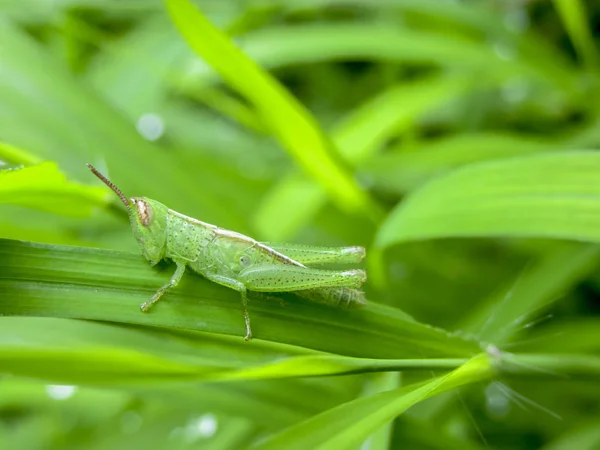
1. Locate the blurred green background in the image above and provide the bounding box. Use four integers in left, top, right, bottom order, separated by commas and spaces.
2, 0, 600, 449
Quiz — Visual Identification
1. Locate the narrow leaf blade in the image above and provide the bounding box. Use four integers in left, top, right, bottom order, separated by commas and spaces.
375, 152, 600, 249
253, 354, 492, 450
165, 0, 380, 220
0, 162, 108, 217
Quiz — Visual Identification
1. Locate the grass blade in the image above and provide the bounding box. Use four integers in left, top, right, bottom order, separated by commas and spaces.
179, 23, 577, 93
362, 132, 560, 195
165, 0, 380, 220
0, 317, 470, 384
0, 162, 108, 217
252, 354, 492, 450
460, 242, 600, 345
0, 239, 479, 358
552, 0, 599, 68
0, 141, 42, 166
375, 151, 600, 250
253, 76, 474, 240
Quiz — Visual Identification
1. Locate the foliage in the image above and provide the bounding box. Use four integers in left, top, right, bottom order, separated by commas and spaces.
1, 0, 600, 448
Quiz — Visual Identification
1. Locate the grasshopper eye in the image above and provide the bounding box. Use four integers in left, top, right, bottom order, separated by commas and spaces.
239, 255, 250, 266
135, 200, 153, 227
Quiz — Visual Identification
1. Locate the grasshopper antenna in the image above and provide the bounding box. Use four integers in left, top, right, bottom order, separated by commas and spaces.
86, 163, 130, 209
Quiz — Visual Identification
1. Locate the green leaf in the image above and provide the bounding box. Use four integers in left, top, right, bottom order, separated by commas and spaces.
544, 419, 600, 450
362, 132, 561, 195
0, 20, 237, 225
284, 0, 505, 34
517, 318, 600, 354
0, 317, 471, 384
0, 141, 42, 166
178, 23, 577, 94
0, 162, 108, 217
460, 242, 600, 345
499, 353, 600, 380
165, 0, 381, 221
0, 239, 479, 359
253, 76, 476, 241
252, 354, 492, 450
552, 0, 599, 68
4, 315, 594, 386
375, 151, 600, 249
87, 17, 185, 119
360, 372, 400, 450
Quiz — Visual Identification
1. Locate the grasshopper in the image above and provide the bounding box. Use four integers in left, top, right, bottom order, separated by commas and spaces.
87, 164, 367, 340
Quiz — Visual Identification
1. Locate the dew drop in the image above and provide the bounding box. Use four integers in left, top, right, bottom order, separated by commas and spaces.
45, 385, 77, 400
493, 42, 516, 61
136, 113, 165, 141
485, 382, 511, 419
504, 9, 529, 32
184, 413, 218, 442
121, 411, 143, 434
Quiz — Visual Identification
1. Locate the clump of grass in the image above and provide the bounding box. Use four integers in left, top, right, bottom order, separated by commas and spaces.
1, 0, 600, 448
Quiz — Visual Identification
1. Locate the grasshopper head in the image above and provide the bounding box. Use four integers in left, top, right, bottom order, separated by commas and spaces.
86, 164, 167, 266
129, 197, 168, 265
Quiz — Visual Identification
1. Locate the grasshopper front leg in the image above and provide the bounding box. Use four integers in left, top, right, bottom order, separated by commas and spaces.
140, 261, 187, 312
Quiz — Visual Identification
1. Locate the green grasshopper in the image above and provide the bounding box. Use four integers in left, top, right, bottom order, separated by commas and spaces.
87, 164, 367, 340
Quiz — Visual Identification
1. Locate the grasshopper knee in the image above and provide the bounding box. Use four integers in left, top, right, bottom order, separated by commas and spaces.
342, 246, 366, 262
344, 269, 367, 285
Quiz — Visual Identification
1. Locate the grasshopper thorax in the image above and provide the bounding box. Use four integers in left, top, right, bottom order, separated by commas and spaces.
129, 197, 168, 266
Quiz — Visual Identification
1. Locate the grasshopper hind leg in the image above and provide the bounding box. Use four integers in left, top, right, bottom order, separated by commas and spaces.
202, 273, 253, 341
264, 243, 366, 265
